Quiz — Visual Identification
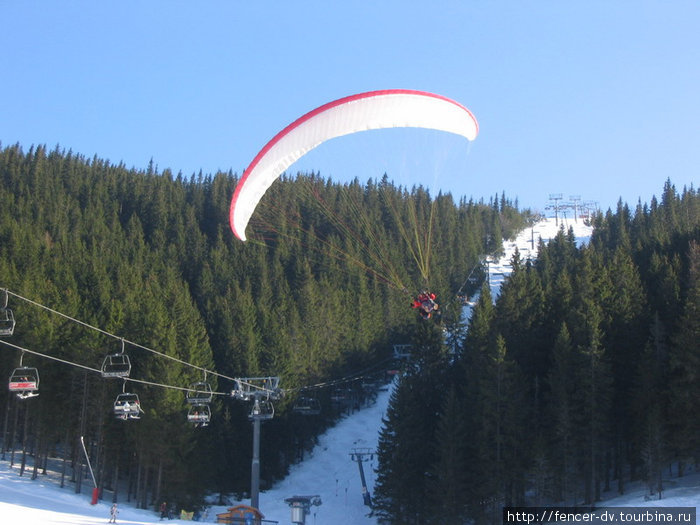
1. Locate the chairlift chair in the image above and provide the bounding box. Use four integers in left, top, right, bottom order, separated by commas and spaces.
0, 290, 14, 336
101, 353, 132, 378
8, 366, 39, 399
0, 308, 15, 336
293, 396, 321, 416
186, 381, 213, 405
331, 387, 353, 404
249, 398, 274, 420
113, 392, 143, 420
392, 344, 412, 361
361, 379, 380, 393
187, 404, 211, 427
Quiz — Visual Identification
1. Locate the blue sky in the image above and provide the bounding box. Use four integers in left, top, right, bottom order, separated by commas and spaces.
1, 1, 698, 213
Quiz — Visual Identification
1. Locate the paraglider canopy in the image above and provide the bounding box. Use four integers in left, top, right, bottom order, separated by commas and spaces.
230, 89, 478, 241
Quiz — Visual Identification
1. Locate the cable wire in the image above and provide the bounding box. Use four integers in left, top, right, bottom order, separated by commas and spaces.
1, 287, 399, 400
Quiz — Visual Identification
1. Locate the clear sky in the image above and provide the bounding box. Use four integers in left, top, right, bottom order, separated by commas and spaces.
1, 1, 698, 213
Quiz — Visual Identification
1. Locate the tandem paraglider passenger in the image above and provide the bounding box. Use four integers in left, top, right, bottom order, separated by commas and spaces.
412, 291, 439, 319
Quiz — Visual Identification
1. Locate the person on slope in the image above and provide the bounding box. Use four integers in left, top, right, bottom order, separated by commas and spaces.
411, 291, 439, 319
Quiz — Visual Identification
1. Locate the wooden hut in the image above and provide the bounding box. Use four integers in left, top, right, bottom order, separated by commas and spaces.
216, 504, 265, 524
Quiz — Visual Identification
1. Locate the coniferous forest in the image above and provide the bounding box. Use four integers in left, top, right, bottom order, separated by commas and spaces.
1, 144, 698, 523
0, 143, 526, 512
373, 180, 699, 524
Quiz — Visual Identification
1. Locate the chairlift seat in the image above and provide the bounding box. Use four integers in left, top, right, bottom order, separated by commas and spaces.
293, 396, 321, 416
331, 388, 353, 403
392, 344, 412, 360
9, 367, 40, 395
114, 393, 142, 419
101, 354, 132, 378
187, 404, 211, 425
186, 382, 213, 405
361, 380, 380, 393
249, 399, 274, 420
0, 308, 15, 336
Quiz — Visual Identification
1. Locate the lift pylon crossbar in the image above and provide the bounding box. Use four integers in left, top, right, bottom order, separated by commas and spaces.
232, 376, 281, 400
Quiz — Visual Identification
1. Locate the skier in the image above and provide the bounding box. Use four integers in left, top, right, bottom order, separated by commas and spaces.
109, 503, 118, 523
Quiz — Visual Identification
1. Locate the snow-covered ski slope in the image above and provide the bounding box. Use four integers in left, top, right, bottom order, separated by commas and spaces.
488, 216, 593, 299
209, 385, 393, 524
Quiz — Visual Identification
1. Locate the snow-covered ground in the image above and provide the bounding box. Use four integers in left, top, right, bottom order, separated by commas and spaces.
487, 216, 593, 299
2, 401, 699, 525
2, 217, 698, 525
0, 385, 393, 525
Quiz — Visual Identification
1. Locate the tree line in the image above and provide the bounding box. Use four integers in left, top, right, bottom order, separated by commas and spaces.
373, 179, 699, 524
0, 143, 527, 511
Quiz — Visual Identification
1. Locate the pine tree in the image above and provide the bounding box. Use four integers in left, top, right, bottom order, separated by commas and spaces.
547, 322, 578, 503
374, 322, 446, 524
632, 340, 666, 497
373, 376, 432, 524
601, 247, 648, 489
474, 334, 528, 516
428, 385, 470, 523
573, 304, 612, 504
666, 240, 700, 475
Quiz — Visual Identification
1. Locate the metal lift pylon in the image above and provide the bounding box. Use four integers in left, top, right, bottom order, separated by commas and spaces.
232, 377, 282, 512
350, 447, 374, 507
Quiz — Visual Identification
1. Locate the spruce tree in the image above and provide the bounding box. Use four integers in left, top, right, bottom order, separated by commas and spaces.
666, 240, 700, 474
429, 385, 470, 523
547, 322, 578, 503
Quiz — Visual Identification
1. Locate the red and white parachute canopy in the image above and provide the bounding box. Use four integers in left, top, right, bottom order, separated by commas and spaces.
229, 89, 479, 241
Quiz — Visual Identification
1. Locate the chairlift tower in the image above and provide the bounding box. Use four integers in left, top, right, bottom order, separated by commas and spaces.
284, 495, 322, 525
232, 377, 282, 512
569, 195, 581, 223
582, 200, 599, 222
547, 193, 563, 226
350, 447, 374, 507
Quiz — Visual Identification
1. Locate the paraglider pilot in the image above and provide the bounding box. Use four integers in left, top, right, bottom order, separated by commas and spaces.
412, 291, 438, 319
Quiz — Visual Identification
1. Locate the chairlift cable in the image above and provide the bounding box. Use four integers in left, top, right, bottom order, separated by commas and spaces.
1, 288, 395, 399
0, 338, 101, 375
456, 257, 488, 296
285, 355, 396, 394
0, 339, 231, 396
3, 288, 236, 383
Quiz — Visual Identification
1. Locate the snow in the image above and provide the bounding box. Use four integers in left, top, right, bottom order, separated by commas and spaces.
2, 217, 697, 524
487, 216, 593, 299
0, 386, 393, 525
2, 447, 698, 525
208, 386, 393, 524
462, 216, 593, 324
